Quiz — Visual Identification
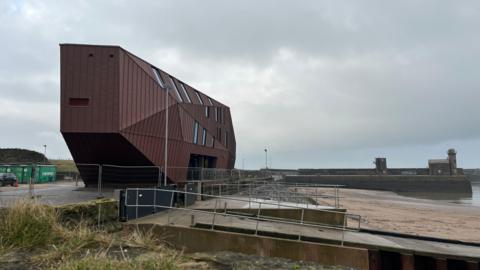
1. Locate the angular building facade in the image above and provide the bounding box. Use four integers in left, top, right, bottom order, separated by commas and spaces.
60, 44, 236, 187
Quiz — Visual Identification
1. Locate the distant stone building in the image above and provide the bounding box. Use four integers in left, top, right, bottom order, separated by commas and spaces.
428, 149, 458, 176
374, 157, 388, 175
300, 149, 462, 176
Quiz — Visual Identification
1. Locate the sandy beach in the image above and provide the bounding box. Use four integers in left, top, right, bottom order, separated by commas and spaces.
302, 187, 480, 243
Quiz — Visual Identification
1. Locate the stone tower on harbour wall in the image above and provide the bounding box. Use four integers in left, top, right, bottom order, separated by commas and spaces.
447, 149, 457, 175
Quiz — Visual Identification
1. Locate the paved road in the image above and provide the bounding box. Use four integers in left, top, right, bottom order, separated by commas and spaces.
0, 181, 114, 206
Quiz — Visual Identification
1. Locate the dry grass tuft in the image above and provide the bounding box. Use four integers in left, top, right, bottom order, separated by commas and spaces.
56, 252, 179, 270
0, 199, 184, 269
0, 199, 59, 249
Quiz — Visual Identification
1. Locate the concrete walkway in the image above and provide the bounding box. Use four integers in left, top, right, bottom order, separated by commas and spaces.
132, 205, 480, 261
192, 195, 336, 210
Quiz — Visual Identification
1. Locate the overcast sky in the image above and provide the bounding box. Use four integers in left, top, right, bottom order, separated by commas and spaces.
1, 0, 479, 169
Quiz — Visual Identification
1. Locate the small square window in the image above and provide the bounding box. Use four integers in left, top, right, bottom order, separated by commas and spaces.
69, 98, 89, 106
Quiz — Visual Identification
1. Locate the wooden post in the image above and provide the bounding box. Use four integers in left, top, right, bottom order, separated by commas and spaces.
97, 165, 103, 198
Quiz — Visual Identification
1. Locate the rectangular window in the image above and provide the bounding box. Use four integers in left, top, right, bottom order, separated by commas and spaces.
202, 128, 206, 146
169, 77, 184, 102
193, 121, 199, 144
211, 137, 215, 148
195, 91, 204, 104
220, 108, 224, 123
179, 82, 192, 103
151, 67, 165, 87
217, 128, 221, 141
207, 97, 213, 105
205, 106, 209, 118
69, 98, 89, 106
215, 107, 218, 122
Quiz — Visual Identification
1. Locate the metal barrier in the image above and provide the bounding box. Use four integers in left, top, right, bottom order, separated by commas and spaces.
192, 181, 343, 209
76, 163, 270, 186
123, 187, 362, 246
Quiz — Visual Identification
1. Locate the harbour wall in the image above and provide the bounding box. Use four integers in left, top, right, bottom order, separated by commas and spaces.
284, 175, 472, 194
298, 168, 464, 176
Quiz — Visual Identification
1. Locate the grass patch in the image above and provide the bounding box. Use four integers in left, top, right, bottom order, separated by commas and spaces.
33, 222, 108, 267
57, 199, 118, 227
50, 159, 78, 174
56, 252, 179, 270
0, 200, 58, 249
0, 199, 185, 269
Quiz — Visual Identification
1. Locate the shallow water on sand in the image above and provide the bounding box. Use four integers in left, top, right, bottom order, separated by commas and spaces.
400, 181, 480, 206
459, 181, 480, 206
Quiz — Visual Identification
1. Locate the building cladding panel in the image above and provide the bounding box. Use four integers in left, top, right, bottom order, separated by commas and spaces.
60, 44, 236, 186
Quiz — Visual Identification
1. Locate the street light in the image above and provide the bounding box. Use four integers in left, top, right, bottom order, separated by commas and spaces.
163, 84, 171, 187
264, 148, 268, 169
43, 145, 47, 164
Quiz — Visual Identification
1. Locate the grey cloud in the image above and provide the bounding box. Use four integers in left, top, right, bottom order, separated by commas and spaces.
0, 0, 479, 168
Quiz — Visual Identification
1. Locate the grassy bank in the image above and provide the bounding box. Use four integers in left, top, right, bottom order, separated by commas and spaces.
50, 159, 78, 174
0, 200, 353, 270
0, 199, 183, 269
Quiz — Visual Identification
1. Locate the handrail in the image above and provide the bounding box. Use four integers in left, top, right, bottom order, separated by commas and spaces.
126, 189, 358, 246
198, 181, 341, 208
127, 187, 346, 214
125, 187, 361, 227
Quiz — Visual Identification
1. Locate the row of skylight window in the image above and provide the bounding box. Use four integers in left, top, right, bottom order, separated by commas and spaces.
152, 67, 227, 148
152, 67, 215, 105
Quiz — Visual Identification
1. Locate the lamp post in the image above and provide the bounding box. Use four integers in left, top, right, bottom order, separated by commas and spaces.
163, 84, 171, 187
264, 148, 268, 169
43, 145, 47, 164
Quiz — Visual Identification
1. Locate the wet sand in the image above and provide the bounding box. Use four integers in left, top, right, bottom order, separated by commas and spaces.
304, 188, 480, 243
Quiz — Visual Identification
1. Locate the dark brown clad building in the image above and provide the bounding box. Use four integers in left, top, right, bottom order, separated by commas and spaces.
60, 44, 236, 186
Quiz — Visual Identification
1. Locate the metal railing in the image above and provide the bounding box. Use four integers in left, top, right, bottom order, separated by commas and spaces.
191, 181, 343, 209
125, 187, 361, 246
75, 163, 272, 197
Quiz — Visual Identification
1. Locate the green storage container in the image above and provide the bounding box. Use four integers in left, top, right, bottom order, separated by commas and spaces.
0, 164, 56, 184
0, 165, 34, 183
19, 166, 33, 183
35, 165, 56, 183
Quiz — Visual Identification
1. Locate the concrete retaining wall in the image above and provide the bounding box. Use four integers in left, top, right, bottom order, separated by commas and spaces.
285, 175, 472, 194
194, 208, 347, 227
133, 224, 370, 270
